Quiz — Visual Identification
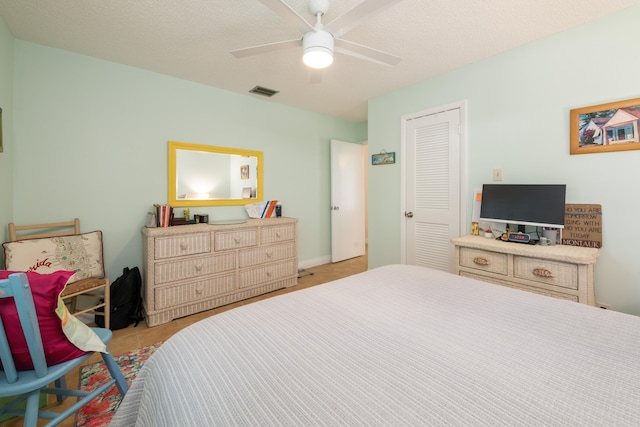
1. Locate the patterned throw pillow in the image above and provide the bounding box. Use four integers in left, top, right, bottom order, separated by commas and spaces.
2, 231, 105, 284
0, 270, 106, 370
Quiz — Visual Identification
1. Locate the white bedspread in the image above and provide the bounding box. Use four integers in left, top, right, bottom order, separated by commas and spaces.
111, 264, 640, 426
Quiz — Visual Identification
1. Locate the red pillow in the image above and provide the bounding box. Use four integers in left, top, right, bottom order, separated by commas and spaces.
0, 270, 89, 370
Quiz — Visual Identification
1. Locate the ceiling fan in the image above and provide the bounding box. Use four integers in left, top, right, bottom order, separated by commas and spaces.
231, 0, 403, 70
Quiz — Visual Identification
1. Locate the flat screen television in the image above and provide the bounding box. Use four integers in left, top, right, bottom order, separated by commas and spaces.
479, 184, 566, 229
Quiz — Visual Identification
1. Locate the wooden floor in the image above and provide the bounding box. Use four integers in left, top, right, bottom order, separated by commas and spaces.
1, 252, 368, 427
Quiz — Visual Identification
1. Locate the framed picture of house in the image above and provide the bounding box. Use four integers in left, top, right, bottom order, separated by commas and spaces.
570, 97, 640, 155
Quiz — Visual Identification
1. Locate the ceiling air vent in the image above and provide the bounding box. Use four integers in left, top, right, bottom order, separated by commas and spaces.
249, 86, 279, 97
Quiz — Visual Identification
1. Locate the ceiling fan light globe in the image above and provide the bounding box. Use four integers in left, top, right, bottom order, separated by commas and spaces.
302, 30, 334, 69
303, 47, 333, 69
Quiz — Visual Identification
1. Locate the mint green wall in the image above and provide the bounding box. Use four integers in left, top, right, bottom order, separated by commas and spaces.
11, 40, 362, 279
0, 17, 13, 261
369, 6, 640, 315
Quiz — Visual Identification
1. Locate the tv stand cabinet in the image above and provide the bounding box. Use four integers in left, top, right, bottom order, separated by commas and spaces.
451, 235, 600, 305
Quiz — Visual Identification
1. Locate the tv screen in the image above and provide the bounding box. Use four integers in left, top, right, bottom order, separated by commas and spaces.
479, 184, 566, 229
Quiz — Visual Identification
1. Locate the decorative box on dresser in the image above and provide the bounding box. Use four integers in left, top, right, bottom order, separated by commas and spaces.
141, 217, 298, 326
451, 235, 600, 305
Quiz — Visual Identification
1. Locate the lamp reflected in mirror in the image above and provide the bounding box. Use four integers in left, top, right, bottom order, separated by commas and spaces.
168, 141, 263, 207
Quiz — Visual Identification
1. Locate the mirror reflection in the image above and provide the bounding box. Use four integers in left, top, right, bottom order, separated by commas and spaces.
168, 141, 263, 207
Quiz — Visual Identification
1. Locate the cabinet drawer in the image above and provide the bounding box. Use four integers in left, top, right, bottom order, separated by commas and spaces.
460, 271, 578, 302
239, 259, 297, 289
154, 252, 236, 284
214, 229, 258, 251
154, 273, 236, 310
513, 256, 578, 290
154, 233, 211, 259
459, 248, 508, 276
239, 242, 296, 267
261, 224, 296, 244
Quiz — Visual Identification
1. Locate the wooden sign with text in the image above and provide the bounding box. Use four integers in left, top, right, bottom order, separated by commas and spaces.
562, 204, 602, 248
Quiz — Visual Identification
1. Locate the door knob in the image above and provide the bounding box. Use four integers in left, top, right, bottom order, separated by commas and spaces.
405, 211, 414, 218
331, 206, 340, 210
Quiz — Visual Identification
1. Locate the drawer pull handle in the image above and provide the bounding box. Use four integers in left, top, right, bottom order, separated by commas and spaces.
266, 271, 272, 278
195, 286, 203, 294
473, 257, 489, 265
234, 237, 241, 244
533, 268, 553, 278
180, 243, 188, 251
266, 251, 273, 258
275, 232, 281, 238
195, 264, 203, 272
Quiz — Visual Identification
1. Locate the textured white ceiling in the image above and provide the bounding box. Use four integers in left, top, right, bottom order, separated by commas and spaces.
1, 0, 639, 122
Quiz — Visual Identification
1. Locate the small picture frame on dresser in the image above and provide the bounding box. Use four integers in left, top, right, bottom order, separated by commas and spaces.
172, 217, 187, 226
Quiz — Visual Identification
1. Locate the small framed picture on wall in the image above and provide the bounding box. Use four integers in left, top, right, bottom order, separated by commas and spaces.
372, 151, 395, 165
240, 164, 249, 180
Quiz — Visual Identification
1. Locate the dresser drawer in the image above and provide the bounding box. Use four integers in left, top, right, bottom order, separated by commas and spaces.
513, 256, 578, 290
154, 233, 211, 259
239, 259, 297, 288
261, 224, 296, 244
239, 242, 296, 267
154, 252, 236, 285
459, 248, 508, 276
214, 229, 258, 251
154, 273, 236, 310
460, 271, 578, 302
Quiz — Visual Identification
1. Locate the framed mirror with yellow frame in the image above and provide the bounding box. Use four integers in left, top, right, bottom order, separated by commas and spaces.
168, 141, 263, 206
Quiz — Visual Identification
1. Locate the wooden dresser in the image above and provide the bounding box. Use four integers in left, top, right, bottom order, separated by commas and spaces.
141, 218, 298, 326
451, 235, 600, 305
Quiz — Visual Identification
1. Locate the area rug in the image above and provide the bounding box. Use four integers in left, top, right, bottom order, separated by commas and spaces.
76, 341, 163, 427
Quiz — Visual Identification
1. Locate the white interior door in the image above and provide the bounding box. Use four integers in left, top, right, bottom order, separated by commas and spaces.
402, 105, 465, 272
331, 140, 365, 263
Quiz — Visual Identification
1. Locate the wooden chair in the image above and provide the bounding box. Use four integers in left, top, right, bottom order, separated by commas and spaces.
0, 272, 127, 426
7, 219, 110, 329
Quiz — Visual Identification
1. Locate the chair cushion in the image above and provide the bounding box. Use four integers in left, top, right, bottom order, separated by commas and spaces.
0, 270, 106, 370
2, 231, 105, 284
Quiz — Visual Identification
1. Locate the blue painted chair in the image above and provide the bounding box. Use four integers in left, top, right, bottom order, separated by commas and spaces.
0, 273, 128, 426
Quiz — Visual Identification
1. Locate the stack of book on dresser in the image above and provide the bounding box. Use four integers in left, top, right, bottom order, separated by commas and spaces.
153, 204, 173, 227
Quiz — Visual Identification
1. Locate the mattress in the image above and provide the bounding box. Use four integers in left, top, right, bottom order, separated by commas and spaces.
111, 264, 640, 426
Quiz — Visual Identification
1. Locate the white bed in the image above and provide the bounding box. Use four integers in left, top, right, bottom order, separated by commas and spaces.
111, 264, 640, 426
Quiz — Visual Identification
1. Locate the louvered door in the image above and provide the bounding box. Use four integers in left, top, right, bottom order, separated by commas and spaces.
404, 108, 461, 272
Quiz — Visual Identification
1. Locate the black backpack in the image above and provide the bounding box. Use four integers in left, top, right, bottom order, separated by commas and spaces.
95, 266, 144, 330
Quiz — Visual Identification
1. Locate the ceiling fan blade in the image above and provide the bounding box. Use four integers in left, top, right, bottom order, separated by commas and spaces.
334, 38, 401, 67
324, 0, 403, 39
230, 38, 301, 58
257, 0, 314, 34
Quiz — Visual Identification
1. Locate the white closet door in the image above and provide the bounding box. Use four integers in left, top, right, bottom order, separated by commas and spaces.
404, 108, 461, 272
